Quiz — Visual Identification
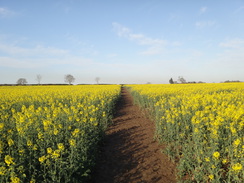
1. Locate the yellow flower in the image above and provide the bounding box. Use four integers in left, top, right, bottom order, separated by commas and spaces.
232, 163, 243, 171
5, 155, 14, 166
208, 174, 214, 180
233, 139, 241, 147
57, 143, 65, 151
205, 157, 210, 162
69, 139, 76, 147
213, 151, 220, 159
27, 139, 33, 147
53, 128, 59, 135
33, 144, 38, 150
10, 176, 20, 183
211, 165, 216, 169
43, 120, 51, 131
38, 156, 46, 164
19, 149, 25, 155
47, 147, 53, 154
0, 166, 7, 175
38, 132, 43, 140
72, 128, 80, 137
30, 179, 36, 183
8, 138, 14, 146
51, 150, 60, 159
222, 159, 228, 164
0, 123, 4, 130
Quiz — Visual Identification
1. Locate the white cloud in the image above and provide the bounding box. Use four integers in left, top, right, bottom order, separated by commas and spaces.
171, 41, 182, 46
0, 7, 15, 18
219, 38, 244, 48
0, 55, 93, 69
214, 38, 244, 74
195, 21, 215, 28
112, 22, 168, 55
200, 7, 207, 14
0, 41, 93, 69
112, 22, 131, 37
0, 43, 69, 57
140, 46, 164, 55
106, 53, 117, 58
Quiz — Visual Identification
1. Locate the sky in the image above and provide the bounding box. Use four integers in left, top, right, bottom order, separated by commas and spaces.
0, 0, 244, 84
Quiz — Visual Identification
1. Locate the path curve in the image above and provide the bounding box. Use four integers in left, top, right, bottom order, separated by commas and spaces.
91, 87, 176, 183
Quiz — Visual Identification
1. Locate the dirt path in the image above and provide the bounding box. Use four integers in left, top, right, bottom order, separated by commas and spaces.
91, 87, 176, 183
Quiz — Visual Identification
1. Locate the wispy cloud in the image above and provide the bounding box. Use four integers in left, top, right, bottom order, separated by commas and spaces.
171, 41, 182, 47
195, 21, 215, 28
0, 41, 93, 69
200, 7, 207, 14
0, 43, 69, 57
0, 56, 93, 69
215, 38, 244, 73
106, 53, 117, 58
0, 7, 15, 18
112, 22, 168, 55
219, 38, 244, 48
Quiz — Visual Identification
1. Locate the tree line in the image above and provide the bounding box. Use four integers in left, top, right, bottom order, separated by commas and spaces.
12, 75, 102, 86
169, 76, 205, 84
169, 77, 242, 84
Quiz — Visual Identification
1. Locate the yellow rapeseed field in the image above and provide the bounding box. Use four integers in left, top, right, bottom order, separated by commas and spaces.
127, 83, 244, 182
0, 85, 120, 183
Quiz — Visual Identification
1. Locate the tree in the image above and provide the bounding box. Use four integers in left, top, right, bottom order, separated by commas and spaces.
64, 74, 75, 85
169, 78, 174, 84
16, 78, 27, 85
95, 77, 100, 84
36, 74, 42, 85
178, 76, 186, 84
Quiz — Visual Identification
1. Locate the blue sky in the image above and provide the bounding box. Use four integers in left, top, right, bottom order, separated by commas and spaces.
0, 0, 244, 84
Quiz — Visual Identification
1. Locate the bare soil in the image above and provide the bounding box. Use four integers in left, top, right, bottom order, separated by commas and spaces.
91, 87, 177, 183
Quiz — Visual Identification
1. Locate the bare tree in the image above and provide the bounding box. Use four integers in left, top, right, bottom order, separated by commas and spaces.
36, 74, 42, 85
95, 77, 100, 84
178, 76, 186, 84
64, 74, 75, 85
17, 78, 28, 85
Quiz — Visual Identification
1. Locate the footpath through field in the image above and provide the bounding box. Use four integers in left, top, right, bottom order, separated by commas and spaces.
91, 87, 176, 183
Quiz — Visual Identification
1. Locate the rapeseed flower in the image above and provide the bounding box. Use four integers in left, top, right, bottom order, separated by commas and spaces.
10, 176, 20, 183
5, 155, 14, 166
232, 163, 243, 171
208, 174, 214, 180
0, 166, 6, 175
233, 139, 241, 147
0, 123, 4, 130
51, 150, 60, 159
57, 143, 65, 151
7, 138, 14, 146
47, 147, 53, 154
69, 139, 76, 147
38, 156, 46, 164
213, 151, 220, 159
